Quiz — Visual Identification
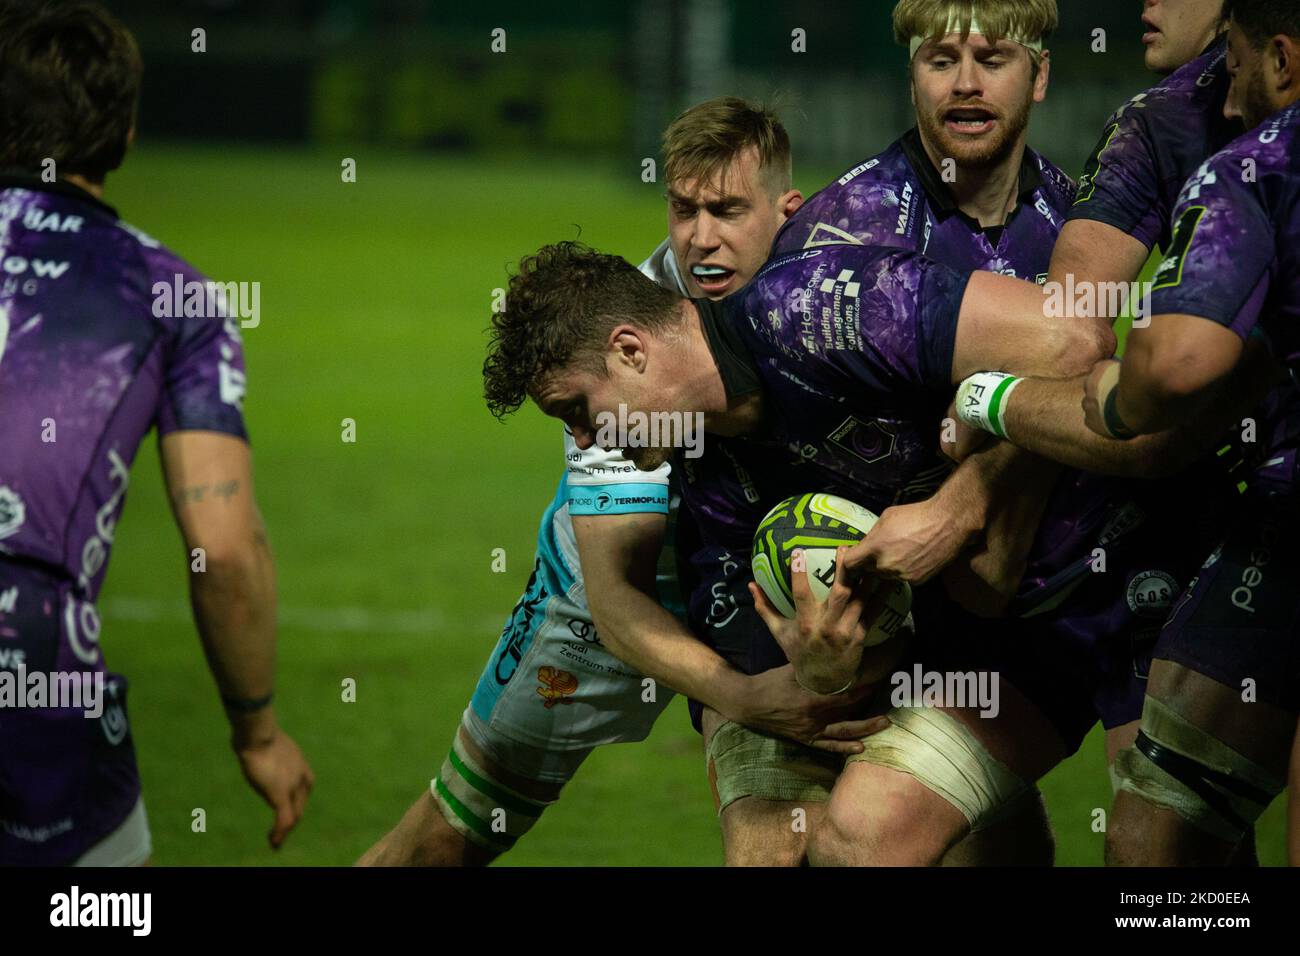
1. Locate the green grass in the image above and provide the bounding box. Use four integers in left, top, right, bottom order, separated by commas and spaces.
97, 145, 1287, 866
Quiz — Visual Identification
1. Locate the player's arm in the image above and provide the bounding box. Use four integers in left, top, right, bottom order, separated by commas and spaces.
1092, 314, 1246, 438
160, 431, 313, 848
990, 337, 1279, 476
1054, 106, 1168, 296
1046, 219, 1152, 296
574, 511, 883, 752
1083, 155, 1273, 443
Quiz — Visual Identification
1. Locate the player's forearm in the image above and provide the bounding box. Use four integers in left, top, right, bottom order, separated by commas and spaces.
1004, 375, 1188, 477
958, 438, 1059, 572
586, 587, 748, 719
931, 438, 1029, 543
188, 531, 280, 741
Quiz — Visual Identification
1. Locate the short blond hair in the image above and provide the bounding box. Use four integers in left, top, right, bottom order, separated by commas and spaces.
893, 0, 1058, 53
662, 97, 792, 198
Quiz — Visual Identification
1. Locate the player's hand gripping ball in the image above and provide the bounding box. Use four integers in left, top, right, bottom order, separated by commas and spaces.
751, 493, 913, 646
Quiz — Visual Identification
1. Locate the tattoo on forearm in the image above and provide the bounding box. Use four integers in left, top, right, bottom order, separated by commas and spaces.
173, 480, 242, 507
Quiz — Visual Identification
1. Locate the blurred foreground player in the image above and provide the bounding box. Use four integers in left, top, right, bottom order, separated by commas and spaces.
0, 2, 313, 865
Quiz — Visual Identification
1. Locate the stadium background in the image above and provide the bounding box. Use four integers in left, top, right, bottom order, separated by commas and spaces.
83, 0, 1287, 864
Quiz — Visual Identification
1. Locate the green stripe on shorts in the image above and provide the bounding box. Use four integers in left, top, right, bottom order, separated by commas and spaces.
433, 776, 515, 850
447, 747, 544, 819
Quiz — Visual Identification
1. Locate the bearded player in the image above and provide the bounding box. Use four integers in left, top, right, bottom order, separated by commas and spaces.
686, 0, 1071, 865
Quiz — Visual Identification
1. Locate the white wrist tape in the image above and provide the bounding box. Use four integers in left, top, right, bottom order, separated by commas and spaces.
956, 371, 1022, 440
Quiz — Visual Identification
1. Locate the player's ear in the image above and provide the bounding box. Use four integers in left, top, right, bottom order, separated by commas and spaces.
1033, 50, 1051, 103
1273, 35, 1299, 91
778, 189, 804, 221
610, 327, 648, 372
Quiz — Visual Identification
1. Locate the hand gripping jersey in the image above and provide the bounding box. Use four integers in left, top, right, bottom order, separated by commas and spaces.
774, 127, 1076, 282
1070, 38, 1239, 252
0, 174, 246, 865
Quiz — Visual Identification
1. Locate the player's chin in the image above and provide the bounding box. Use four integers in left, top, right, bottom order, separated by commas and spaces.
937, 129, 1010, 168
1142, 41, 1177, 75
626, 447, 672, 471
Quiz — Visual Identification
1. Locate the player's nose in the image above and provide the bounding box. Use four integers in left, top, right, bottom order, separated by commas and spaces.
953, 55, 982, 95
1223, 82, 1244, 122
571, 425, 596, 449
693, 212, 722, 250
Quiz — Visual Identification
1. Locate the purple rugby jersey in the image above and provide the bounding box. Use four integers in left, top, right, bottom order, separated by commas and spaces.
1149, 103, 1300, 486
1150, 103, 1300, 362
0, 175, 248, 600
1070, 38, 1239, 252
0, 175, 247, 864
774, 127, 1075, 282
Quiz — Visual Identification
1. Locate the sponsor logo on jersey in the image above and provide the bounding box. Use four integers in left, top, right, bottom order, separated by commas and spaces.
803, 222, 865, 249
74, 448, 130, 594
0, 586, 16, 614
100, 679, 128, 745
567, 618, 600, 644
721, 445, 760, 504
837, 158, 880, 186
1153, 205, 1207, 291
1229, 521, 1281, 615
1, 256, 71, 279
494, 560, 548, 685
536, 665, 578, 708
827, 416, 897, 466
22, 210, 83, 233
0, 485, 25, 540
1126, 570, 1178, 618
896, 182, 915, 235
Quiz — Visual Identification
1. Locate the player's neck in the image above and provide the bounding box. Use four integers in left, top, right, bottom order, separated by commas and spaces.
919, 130, 1026, 228
681, 299, 763, 436
63, 173, 105, 200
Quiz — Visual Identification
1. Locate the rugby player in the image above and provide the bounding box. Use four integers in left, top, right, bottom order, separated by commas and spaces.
686, 0, 1073, 865
0, 2, 313, 865
358, 99, 888, 867
959, 0, 1300, 865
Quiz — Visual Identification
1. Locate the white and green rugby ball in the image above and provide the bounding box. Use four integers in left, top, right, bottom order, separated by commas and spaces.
751, 493, 912, 647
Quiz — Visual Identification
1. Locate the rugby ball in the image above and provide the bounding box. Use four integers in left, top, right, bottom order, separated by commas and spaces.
751, 493, 912, 647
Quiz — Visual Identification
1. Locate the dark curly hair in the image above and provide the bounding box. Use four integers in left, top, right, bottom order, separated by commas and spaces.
0, 1, 143, 182
483, 241, 684, 420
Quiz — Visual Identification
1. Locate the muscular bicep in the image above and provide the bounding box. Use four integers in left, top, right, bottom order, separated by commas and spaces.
952, 271, 1115, 383
1120, 313, 1247, 426
1047, 219, 1152, 297
160, 430, 263, 561
572, 511, 666, 599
